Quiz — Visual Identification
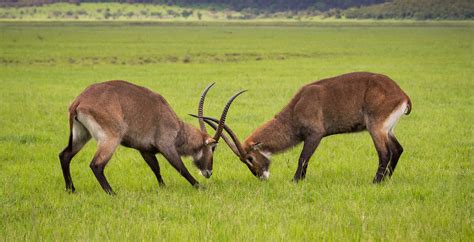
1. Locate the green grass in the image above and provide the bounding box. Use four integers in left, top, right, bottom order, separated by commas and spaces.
0, 21, 472, 240
0, 3, 299, 21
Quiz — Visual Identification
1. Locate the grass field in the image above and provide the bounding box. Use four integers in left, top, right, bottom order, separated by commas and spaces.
0, 21, 472, 240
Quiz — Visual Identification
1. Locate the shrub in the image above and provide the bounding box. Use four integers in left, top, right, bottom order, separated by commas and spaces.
76, 9, 87, 15
182, 55, 191, 63
167, 9, 175, 16
103, 11, 112, 19
50, 10, 62, 18
181, 9, 193, 18
151, 11, 162, 18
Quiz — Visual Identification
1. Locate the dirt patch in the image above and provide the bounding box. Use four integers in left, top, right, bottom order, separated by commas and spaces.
0, 51, 343, 66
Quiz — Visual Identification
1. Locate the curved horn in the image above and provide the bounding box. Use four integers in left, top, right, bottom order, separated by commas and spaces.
198, 82, 215, 134
200, 117, 241, 158
213, 90, 247, 142
189, 114, 246, 160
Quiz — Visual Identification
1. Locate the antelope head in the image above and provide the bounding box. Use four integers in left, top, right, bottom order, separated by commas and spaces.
193, 83, 246, 178
189, 115, 270, 180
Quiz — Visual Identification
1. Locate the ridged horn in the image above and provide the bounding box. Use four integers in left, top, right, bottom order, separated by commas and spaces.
213, 90, 247, 142
197, 82, 215, 134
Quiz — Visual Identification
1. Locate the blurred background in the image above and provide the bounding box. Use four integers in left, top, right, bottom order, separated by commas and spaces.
1, 0, 473, 21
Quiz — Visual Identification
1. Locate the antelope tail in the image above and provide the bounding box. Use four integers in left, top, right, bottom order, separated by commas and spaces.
404, 97, 412, 115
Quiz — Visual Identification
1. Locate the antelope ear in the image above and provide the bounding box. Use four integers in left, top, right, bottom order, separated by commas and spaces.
250, 142, 263, 151
205, 137, 217, 146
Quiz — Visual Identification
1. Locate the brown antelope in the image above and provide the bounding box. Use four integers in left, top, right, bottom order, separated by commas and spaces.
195, 72, 411, 183
59, 81, 244, 194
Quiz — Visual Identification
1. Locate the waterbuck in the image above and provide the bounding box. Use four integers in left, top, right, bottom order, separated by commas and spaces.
59, 81, 244, 194
195, 72, 412, 183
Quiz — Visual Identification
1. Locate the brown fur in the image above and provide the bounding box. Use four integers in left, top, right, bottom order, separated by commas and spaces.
59, 81, 221, 194
209, 72, 411, 182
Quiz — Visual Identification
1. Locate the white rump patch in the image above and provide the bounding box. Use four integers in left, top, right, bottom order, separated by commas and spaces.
76, 112, 107, 142
72, 119, 90, 142
383, 102, 407, 133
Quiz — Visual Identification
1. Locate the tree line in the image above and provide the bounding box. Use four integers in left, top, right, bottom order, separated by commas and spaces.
2, 0, 387, 11
2, 0, 473, 19
344, 0, 474, 20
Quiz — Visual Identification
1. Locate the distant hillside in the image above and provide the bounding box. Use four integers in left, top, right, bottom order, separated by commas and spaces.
2, 0, 387, 11
0, 0, 473, 20
343, 0, 474, 20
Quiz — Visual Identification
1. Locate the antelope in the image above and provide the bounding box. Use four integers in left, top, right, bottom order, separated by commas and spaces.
59, 80, 244, 194
195, 72, 412, 183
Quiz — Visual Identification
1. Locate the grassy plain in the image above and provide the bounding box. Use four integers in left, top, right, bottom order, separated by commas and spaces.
0, 21, 472, 240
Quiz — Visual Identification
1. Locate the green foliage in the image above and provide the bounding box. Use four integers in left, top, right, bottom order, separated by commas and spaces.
0, 3, 225, 20
1, 1, 472, 20
181, 9, 192, 18
0, 22, 472, 240
344, 0, 474, 19
1, 0, 387, 11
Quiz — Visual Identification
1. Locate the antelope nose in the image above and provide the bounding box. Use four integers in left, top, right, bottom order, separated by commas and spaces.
200, 170, 212, 178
